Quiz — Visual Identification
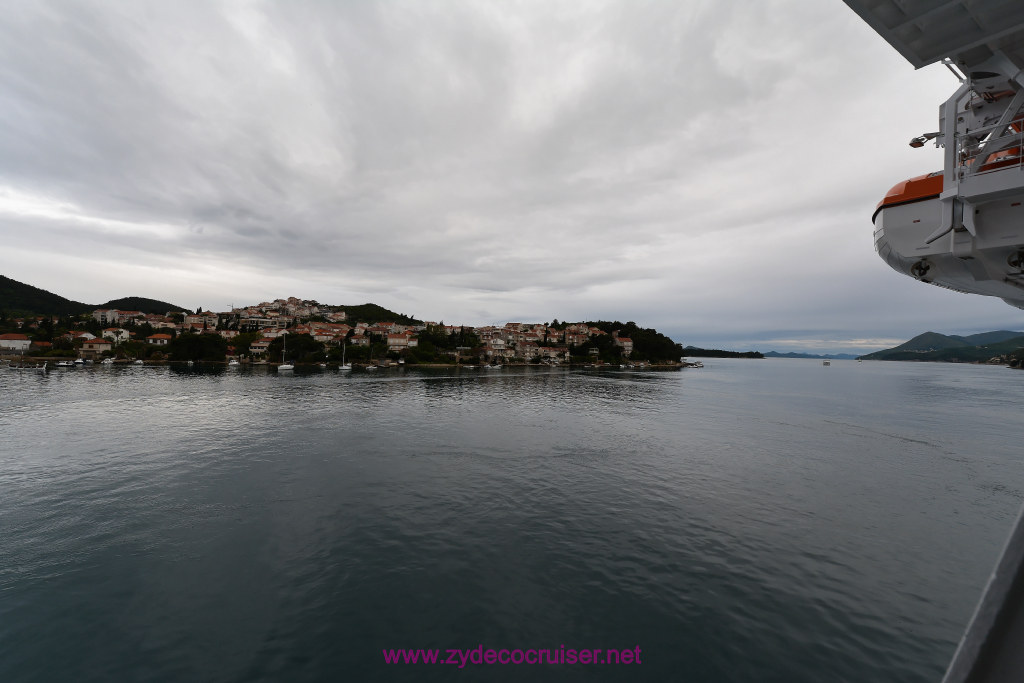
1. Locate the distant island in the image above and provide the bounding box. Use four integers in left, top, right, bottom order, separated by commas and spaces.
0, 275, 685, 367
682, 346, 763, 359
858, 330, 1024, 366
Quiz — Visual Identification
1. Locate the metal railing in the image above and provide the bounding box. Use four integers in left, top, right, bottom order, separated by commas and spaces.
957, 125, 1024, 178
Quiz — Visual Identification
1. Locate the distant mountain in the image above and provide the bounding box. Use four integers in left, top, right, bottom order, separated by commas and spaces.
0, 275, 92, 316
0, 275, 185, 317
99, 297, 184, 315
958, 330, 1024, 345
887, 331, 971, 353
860, 330, 1024, 362
763, 351, 859, 360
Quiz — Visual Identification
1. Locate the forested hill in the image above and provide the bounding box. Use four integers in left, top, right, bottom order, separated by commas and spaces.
580, 320, 683, 362
98, 297, 185, 314
683, 346, 763, 359
0, 275, 92, 316
335, 303, 420, 325
859, 330, 1024, 362
1, 275, 184, 316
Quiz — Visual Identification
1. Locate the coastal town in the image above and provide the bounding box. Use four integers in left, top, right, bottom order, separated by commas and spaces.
0, 296, 687, 367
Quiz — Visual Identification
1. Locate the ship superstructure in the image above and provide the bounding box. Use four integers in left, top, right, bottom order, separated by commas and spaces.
845, 0, 1024, 309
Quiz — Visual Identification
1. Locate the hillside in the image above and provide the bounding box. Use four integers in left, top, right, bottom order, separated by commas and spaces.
1, 275, 187, 317
860, 330, 1024, 362
0, 275, 92, 316
99, 297, 185, 315
580, 320, 683, 362
885, 331, 971, 353
336, 303, 421, 325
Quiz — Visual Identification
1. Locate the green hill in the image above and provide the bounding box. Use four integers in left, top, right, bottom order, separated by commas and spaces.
885, 331, 970, 353
99, 297, 184, 315
0, 275, 92, 316
336, 303, 421, 325
860, 330, 1024, 362
1, 275, 186, 317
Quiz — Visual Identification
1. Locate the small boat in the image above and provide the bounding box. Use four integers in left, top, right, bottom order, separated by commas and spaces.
339, 341, 351, 371
278, 335, 294, 371
7, 360, 47, 373
74, 358, 85, 365
822, 360, 831, 366
133, 360, 144, 365
101, 358, 114, 365
228, 359, 240, 366
55, 360, 74, 367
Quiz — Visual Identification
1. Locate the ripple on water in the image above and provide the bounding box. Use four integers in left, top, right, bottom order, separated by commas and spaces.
2, 361, 1024, 681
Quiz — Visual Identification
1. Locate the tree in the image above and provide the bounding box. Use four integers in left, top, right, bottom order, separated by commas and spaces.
168, 332, 229, 362
266, 334, 325, 363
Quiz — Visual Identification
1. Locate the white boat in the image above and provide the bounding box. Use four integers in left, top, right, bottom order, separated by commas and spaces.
101, 358, 114, 365
278, 335, 294, 371
228, 359, 240, 366
55, 360, 74, 367
339, 341, 352, 371
73, 358, 84, 365
133, 360, 143, 365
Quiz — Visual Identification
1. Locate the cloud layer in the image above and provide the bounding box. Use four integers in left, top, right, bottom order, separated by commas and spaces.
1, 0, 1018, 352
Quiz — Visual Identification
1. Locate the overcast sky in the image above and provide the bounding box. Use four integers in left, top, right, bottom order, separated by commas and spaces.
1, 0, 1021, 353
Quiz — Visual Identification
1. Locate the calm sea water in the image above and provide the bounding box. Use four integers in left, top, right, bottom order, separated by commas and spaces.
2, 359, 1024, 682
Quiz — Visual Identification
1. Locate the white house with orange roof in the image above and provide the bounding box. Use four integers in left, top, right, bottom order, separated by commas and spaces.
146, 333, 172, 346
249, 338, 273, 355
0, 333, 31, 352
386, 333, 418, 351
81, 337, 113, 358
